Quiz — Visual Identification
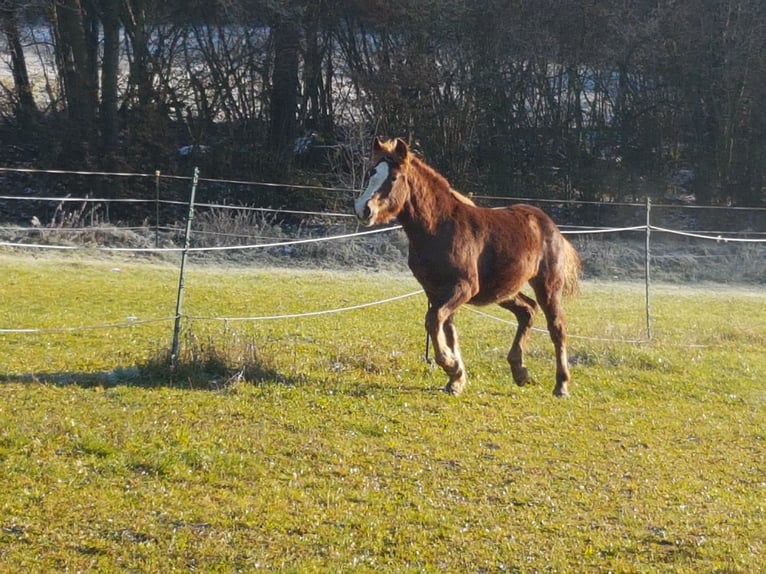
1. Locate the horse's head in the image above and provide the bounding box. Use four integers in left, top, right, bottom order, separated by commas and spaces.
354, 137, 411, 226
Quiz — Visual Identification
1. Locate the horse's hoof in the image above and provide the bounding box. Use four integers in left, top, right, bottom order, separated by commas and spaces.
511, 366, 533, 386
515, 375, 539, 388
443, 381, 465, 396
553, 386, 571, 398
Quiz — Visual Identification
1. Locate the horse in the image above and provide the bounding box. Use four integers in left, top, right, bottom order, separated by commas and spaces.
354, 137, 581, 397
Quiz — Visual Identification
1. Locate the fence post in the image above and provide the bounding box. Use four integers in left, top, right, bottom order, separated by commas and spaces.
154, 170, 161, 249
170, 167, 199, 368
644, 197, 652, 340
424, 302, 433, 364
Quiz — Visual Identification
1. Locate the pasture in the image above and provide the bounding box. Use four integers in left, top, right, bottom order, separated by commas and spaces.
0, 252, 764, 572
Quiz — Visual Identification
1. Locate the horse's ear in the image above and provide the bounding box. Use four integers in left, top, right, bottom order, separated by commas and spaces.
393, 138, 410, 163
372, 137, 385, 153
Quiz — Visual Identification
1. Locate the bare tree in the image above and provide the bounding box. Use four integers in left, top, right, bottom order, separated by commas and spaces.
0, 0, 38, 123
51, 0, 99, 162
267, 10, 300, 177
100, 0, 120, 157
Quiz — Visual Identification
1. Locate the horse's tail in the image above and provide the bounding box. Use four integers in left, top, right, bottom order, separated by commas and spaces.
561, 236, 582, 297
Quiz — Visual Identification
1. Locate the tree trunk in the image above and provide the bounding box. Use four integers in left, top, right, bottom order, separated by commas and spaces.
122, 0, 152, 109
100, 0, 121, 158
301, 9, 321, 132
267, 18, 300, 178
52, 0, 98, 163
0, 3, 37, 123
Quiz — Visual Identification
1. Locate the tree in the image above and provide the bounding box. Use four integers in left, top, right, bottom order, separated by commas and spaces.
51, 0, 99, 163
0, 0, 38, 124
2, 0, 766, 208
266, 9, 300, 177
656, 0, 766, 205
300, 0, 334, 135
99, 0, 120, 158
122, 0, 153, 109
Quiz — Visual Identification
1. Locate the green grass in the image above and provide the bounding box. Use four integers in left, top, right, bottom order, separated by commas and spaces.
1, 252, 764, 572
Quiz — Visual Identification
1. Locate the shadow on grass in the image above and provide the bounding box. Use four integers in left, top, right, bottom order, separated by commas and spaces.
0, 329, 316, 391
0, 360, 305, 390
1, 330, 468, 395
0, 338, 305, 390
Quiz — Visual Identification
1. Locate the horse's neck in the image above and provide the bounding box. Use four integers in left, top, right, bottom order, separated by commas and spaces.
399, 158, 455, 235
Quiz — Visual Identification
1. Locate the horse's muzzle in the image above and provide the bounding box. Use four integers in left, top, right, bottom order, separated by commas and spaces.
354, 200, 374, 226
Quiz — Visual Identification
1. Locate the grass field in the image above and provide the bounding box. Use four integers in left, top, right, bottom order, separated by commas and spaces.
1, 252, 764, 572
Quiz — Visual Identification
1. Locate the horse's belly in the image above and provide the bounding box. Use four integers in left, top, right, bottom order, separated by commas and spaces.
470, 281, 526, 306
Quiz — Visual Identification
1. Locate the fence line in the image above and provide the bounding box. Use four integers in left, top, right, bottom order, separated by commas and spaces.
560, 225, 646, 235
0, 166, 168, 179
4, 221, 765, 253
184, 202, 356, 218
3, 220, 765, 240
1, 165, 764, 360
0, 291, 424, 334
0, 225, 162, 233
0, 290, 717, 347
0, 166, 353, 193
0, 196, 356, 219
650, 226, 766, 243
474, 192, 766, 211
464, 307, 651, 345
4, 164, 766, 209
186, 290, 425, 322
0, 224, 403, 253
196, 175, 353, 194
0, 316, 175, 335
0, 195, 159, 204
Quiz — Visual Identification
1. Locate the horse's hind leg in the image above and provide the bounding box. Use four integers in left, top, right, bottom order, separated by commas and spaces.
531, 281, 571, 398
499, 293, 538, 386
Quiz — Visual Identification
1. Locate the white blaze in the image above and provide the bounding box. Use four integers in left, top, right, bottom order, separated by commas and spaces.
354, 162, 390, 220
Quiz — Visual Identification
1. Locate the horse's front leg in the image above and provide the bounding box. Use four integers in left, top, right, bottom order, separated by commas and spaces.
426, 307, 466, 395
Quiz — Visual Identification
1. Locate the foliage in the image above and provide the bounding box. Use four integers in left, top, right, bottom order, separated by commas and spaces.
1, 1, 766, 206
0, 253, 764, 571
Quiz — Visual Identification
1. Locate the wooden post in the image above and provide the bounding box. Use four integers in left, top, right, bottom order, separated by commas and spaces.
170, 167, 199, 367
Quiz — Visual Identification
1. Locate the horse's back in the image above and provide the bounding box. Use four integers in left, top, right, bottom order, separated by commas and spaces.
476, 203, 559, 252
465, 203, 578, 302
494, 203, 559, 231
493, 203, 580, 296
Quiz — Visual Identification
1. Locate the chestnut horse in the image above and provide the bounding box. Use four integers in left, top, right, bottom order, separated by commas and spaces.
355, 138, 581, 397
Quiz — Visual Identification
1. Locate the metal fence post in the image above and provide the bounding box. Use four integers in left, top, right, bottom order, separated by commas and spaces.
154, 170, 161, 249
170, 167, 199, 367
424, 302, 433, 364
645, 197, 652, 340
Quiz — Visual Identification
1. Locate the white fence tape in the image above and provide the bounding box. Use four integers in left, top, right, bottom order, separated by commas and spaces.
0, 317, 174, 335
1, 167, 763, 347
0, 225, 403, 252
650, 225, 766, 243
186, 290, 424, 322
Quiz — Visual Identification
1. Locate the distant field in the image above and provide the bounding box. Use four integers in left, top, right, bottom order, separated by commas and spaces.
0, 252, 764, 572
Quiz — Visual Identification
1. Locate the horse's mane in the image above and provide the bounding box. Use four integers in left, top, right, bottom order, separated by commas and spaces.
409, 155, 476, 207
450, 188, 476, 206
